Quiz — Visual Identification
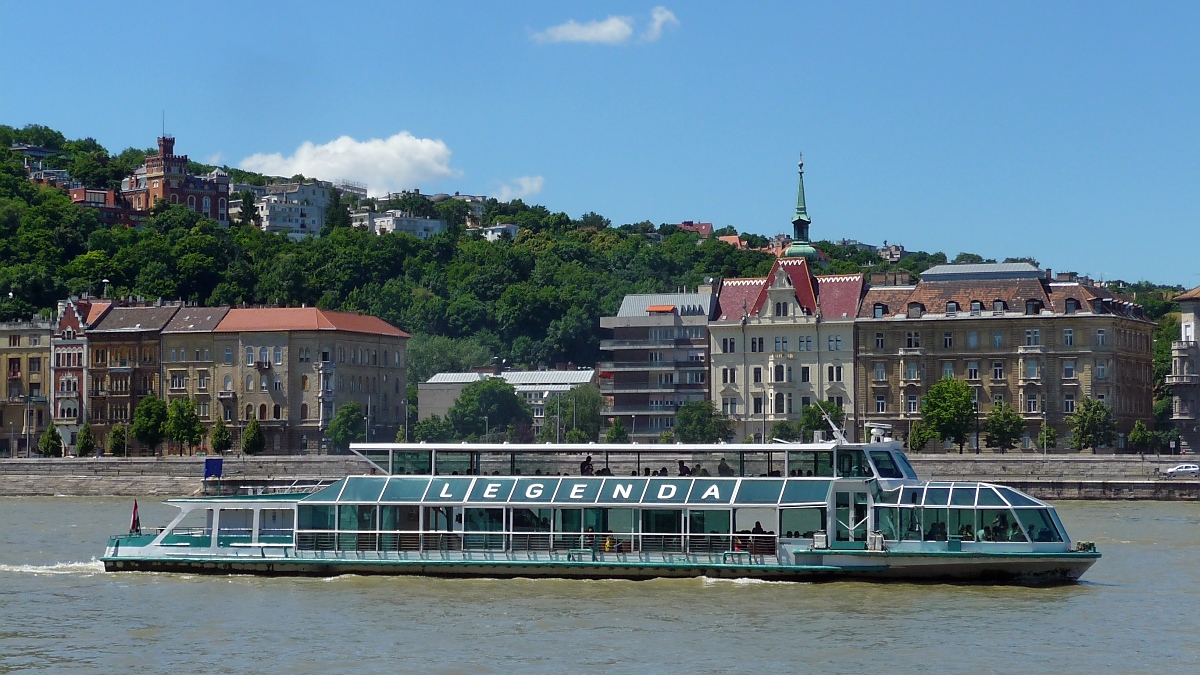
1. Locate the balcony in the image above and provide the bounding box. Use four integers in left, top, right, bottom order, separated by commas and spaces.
898, 347, 926, 356
108, 360, 132, 373
600, 338, 682, 350
597, 360, 708, 371
254, 360, 271, 370
1018, 345, 1046, 355
602, 404, 678, 415
1167, 373, 1200, 386
217, 391, 236, 400
1172, 340, 1198, 357
90, 390, 107, 398
600, 381, 703, 394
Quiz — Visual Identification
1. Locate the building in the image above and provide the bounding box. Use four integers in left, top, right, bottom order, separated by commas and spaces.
470, 224, 519, 242
255, 181, 331, 239
878, 243, 909, 264
333, 180, 369, 201
86, 305, 182, 454
1169, 285, 1200, 453
161, 306, 231, 453
212, 308, 408, 453
670, 221, 714, 238
352, 209, 447, 239
708, 261, 863, 442
855, 263, 1155, 452
68, 187, 147, 227
50, 297, 112, 454
598, 292, 716, 442
1, 319, 53, 456
428, 192, 486, 227
419, 369, 596, 435
121, 136, 231, 224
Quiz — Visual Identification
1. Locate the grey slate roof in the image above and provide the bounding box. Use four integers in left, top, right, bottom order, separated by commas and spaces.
921, 262, 1044, 282
162, 306, 230, 333
615, 293, 715, 318
89, 306, 181, 333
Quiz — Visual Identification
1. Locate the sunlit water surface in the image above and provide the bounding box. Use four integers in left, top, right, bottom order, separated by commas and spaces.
0, 498, 1195, 674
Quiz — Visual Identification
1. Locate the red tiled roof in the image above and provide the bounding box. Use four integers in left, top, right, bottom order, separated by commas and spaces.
1178, 285, 1200, 301
715, 278, 765, 321
673, 221, 713, 237
857, 286, 918, 318
749, 258, 819, 317
645, 305, 676, 313
215, 307, 409, 337
814, 274, 864, 319
85, 301, 112, 325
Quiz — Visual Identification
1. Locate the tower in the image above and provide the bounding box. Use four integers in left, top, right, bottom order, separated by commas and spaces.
784, 154, 818, 260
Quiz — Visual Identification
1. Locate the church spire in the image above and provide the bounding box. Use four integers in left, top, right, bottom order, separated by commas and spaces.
784, 153, 818, 260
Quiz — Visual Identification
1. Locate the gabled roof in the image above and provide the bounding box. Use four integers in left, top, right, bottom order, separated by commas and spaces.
1177, 285, 1200, 302
814, 274, 864, 319
714, 258, 831, 321
748, 258, 818, 317
215, 307, 409, 337
163, 306, 230, 333
85, 301, 112, 326
714, 278, 765, 321
90, 306, 181, 333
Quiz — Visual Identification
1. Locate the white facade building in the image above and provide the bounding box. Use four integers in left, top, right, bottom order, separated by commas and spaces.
351, 209, 447, 239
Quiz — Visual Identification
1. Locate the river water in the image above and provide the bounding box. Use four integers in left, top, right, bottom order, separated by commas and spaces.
0, 498, 1196, 674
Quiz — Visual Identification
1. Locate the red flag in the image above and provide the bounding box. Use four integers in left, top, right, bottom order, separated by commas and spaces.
130, 500, 141, 535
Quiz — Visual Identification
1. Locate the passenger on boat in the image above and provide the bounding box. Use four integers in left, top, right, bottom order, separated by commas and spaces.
677, 460, 691, 476
643, 468, 652, 476
658, 467, 669, 476
925, 522, 948, 541
752, 522, 766, 535
717, 458, 735, 477
977, 526, 993, 542
580, 456, 594, 476
694, 464, 710, 477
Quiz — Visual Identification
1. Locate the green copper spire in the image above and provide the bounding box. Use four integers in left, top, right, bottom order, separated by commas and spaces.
784, 153, 817, 260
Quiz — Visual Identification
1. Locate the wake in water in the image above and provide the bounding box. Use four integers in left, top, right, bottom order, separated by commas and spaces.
0, 558, 105, 575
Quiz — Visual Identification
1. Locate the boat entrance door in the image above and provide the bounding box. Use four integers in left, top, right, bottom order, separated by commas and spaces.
832, 488, 869, 550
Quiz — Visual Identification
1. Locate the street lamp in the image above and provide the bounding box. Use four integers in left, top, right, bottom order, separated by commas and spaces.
972, 402, 981, 455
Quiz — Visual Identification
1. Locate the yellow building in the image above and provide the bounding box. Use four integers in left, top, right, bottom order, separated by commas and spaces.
1, 319, 53, 456
161, 306, 230, 453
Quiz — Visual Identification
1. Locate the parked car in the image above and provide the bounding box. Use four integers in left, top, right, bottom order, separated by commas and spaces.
1164, 464, 1200, 478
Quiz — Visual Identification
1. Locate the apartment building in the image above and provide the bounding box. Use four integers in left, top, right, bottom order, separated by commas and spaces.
707, 258, 864, 442
50, 297, 112, 454
1169, 285, 1200, 453
211, 308, 408, 453
598, 291, 716, 442
87, 305, 181, 453
257, 181, 331, 239
1, 320, 53, 456
161, 307, 230, 452
855, 263, 1155, 452
351, 209, 448, 239
419, 369, 596, 435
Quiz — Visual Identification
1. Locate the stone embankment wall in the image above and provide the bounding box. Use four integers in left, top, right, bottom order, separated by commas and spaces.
0, 453, 1197, 499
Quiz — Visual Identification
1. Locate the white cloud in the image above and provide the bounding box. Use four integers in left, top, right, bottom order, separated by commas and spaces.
204, 152, 224, 165
494, 175, 545, 202
533, 15, 634, 44
642, 7, 679, 42
239, 132, 458, 196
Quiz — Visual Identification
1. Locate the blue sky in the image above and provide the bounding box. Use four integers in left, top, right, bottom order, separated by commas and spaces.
2, 2, 1198, 285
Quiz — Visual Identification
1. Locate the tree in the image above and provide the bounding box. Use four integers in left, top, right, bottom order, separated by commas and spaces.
210, 416, 233, 454
322, 187, 351, 235
770, 420, 804, 442
446, 378, 531, 440
1067, 397, 1117, 453
604, 418, 629, 443
76, 423, 96, 457
242, 417, 266, 455
538, 384, 603, 442
799, 401, 845, 441
984, 401, 1025, 453
921, 378, 975, 453
107, 423, 127, 457
165, 397, 203, 455
412, 414, 454, 442
130, 392, 168, 456
328, 402, 365, 452
38, 425, 64, 457
907, 420, 937, 453
675, 400, 735, 443
405, 334, 494, 385
658, 430, 675, 444
565, 428, 591, 443
1128, 420, 1152, 452
1037, 424, 1058, 453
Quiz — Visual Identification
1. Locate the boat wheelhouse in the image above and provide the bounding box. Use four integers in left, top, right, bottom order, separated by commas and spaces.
102, 442, 1099, 584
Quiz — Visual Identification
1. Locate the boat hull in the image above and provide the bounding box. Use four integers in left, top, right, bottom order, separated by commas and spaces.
101, 551, 1098, 585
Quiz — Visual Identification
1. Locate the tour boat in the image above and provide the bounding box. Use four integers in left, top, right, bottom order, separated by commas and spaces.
101, 441, 1099, 584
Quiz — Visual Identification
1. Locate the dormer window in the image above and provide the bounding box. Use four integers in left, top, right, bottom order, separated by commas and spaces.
970, 300, 982, 315
1025, 299, 1043, 315
873, 303, 887, 319
1065, 298, 1078, 315
992, 300, 1007, 313
907, 303, 924, 318
946, 301, 959, 315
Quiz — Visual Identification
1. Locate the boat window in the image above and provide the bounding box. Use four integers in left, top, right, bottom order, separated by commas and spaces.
781, 479, 832, 504
258, 509, 294, 540
901, 487, 924, 505
787, 450, 834, 477
380, 505, 419, 530
339, 504, 377, 531
901, 507, 923, 541
950, 486, 977, 506
340, 476, 387, 502
923, 508, 949, 541
642, 509, 684, 533
163, 508, 213, 546
874, 487, 901, 505
303, 478, 346, 503
950, 509, 975, 541
734, 480, 785, 504
892, 452, 918, 479
511, 508, 552, 532
782, 507, 827, 539
1047, 509, 1069, 543
976, 509, 1022, 542
995, 486, 1041, 508
874, 507, 900, 540
836, 448, 873, 477
1015, 509, 1064, 542
923, 487, 950, 506
689, 509, 731, 535
976, 487, 1006, 507
435, 451, 476, 476
298, 505, 335, 530
391, 451, 432, 475
216, 509, 253, 546
464, 508, 505, 550
740, 451, 782, 477
381, 477, 432, 502
869, 451, 905, 479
